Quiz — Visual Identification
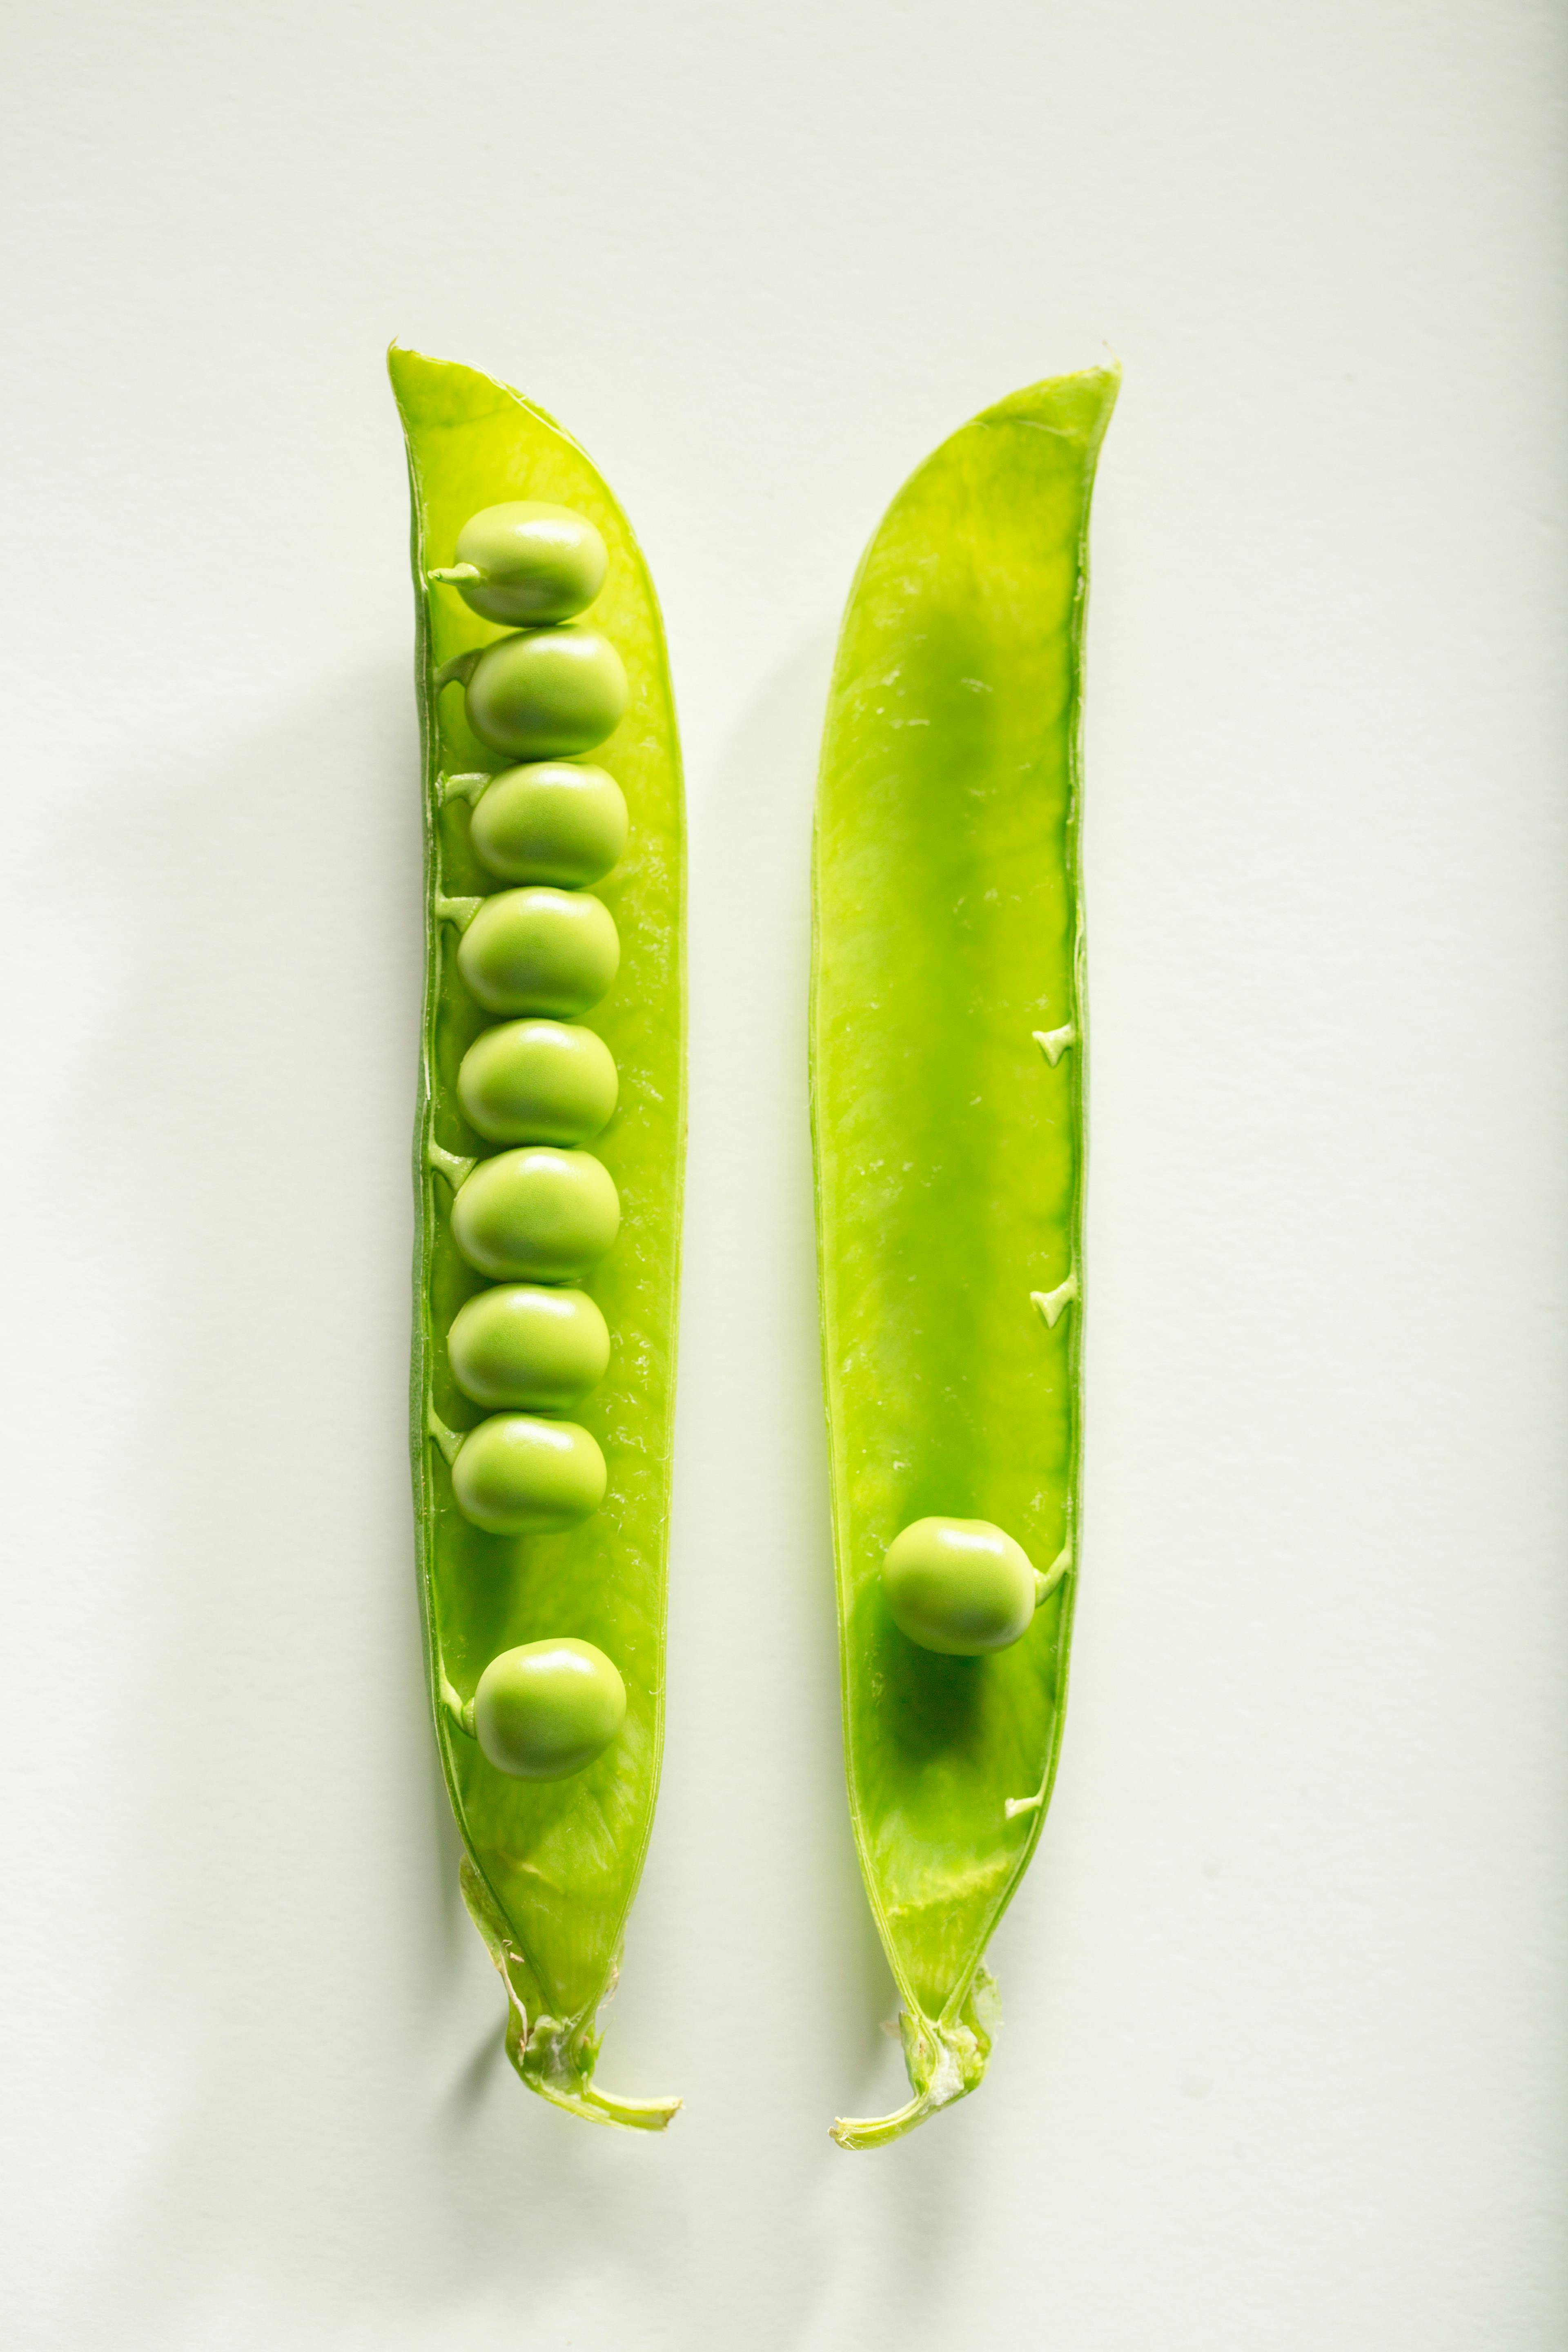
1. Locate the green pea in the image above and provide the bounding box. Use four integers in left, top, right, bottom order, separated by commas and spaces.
473, 1638, 627, 1781
882, 1519, 1036, 1656
470, 763, 628, 888
449, 627, 629, 760
813, 364, 1118, 2148
447, 1283, 610, 1411
450, 1146, 620, 1283
451, 1413, 606, 1534
457, 886, 619, 1019
429, 502, 609, 626
458, 1019, 618, 1146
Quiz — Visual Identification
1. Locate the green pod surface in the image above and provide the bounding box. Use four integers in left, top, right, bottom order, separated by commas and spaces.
811, 365, 1118, 2149
391, 346, 685, 2132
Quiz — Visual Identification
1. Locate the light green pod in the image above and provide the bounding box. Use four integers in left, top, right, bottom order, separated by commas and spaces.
470, 763, 629, 887
452, 1413, 607, 1534
457, 1019, 618, 1145
447, 1284, 611, 1412
456, 886, 619, 1019
430, 501, 608, 626
444, 626, 629, 760
474, 1639, 628, 1782
393, 346, 686, 2132
813, 365, 1117, 2148
450, 1145, 621, 1283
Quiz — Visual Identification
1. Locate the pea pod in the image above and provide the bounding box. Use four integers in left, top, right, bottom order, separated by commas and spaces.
811, 365, 1118, 2147
390, 346, 685, 2130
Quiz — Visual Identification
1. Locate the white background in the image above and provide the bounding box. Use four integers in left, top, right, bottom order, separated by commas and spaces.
2, 2, 1564, 2345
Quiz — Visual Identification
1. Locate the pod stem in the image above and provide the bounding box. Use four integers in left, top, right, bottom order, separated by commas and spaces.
428, 563, 485, 588
831, 2087, 948, 2152
528, 2067, 685, 2133
459, 1857, 681, 2134
830, 1973, 998, 2151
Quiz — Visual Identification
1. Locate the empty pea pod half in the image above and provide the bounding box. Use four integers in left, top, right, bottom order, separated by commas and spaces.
811, 364, 1118, 2147
390, 346, 685, 2130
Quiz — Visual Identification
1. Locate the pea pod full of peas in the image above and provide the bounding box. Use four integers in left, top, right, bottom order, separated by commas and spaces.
391, 347, 686, 2132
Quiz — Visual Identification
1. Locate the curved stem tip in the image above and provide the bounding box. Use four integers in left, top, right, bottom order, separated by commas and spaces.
830, 1980, 998, 2150
458, 1855, 681, 2135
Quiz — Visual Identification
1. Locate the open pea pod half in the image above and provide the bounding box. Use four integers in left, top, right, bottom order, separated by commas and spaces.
811, 364, 1118, 2147
390, 346, 684, 2129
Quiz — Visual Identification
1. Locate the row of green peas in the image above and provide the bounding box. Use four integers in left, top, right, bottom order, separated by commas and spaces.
425, 506, 635, 1787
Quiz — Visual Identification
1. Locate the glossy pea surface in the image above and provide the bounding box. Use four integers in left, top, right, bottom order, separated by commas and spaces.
882, 1518, 1036, 1656
452, 1413, 607, 1534
474, 1639, 627, 1782
458, 1019, 618, 1145
457, 886, 619, 1019
462, 627, 628, 760
813, 365, 1117, 2147
450, 1146, 620, 1283
470, 763, 628, 887
441, 502, 608, 626
447, 1283, 610, 1411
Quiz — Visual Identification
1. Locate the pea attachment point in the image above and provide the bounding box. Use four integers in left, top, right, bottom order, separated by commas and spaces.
1031, 1272, 1079, 1329
432, 892, 484, 932
425, 1403, 465, 1467
1033, 1541, 1072, 1607
436, 771, 493, 807
425, 1139, 477, 1191
439, 1672, 477, 1739
1033, 1023, 1077, 1066
432, 647, 482, 693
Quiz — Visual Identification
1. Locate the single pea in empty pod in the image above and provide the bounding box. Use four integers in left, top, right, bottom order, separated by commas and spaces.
457, 886, 619, 1020
458, 1019, 619, 1146
470, 1638, 628, 1782
811, 362, 1117, 2147
437, 628, 628, 761
882, 1518, 1043, 1656
450, 1145, 621, 1284
452, 1414, 607, 1535
447, 1283, 611, 1412
430, 502, 608, 626
469, 763, 628, 888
